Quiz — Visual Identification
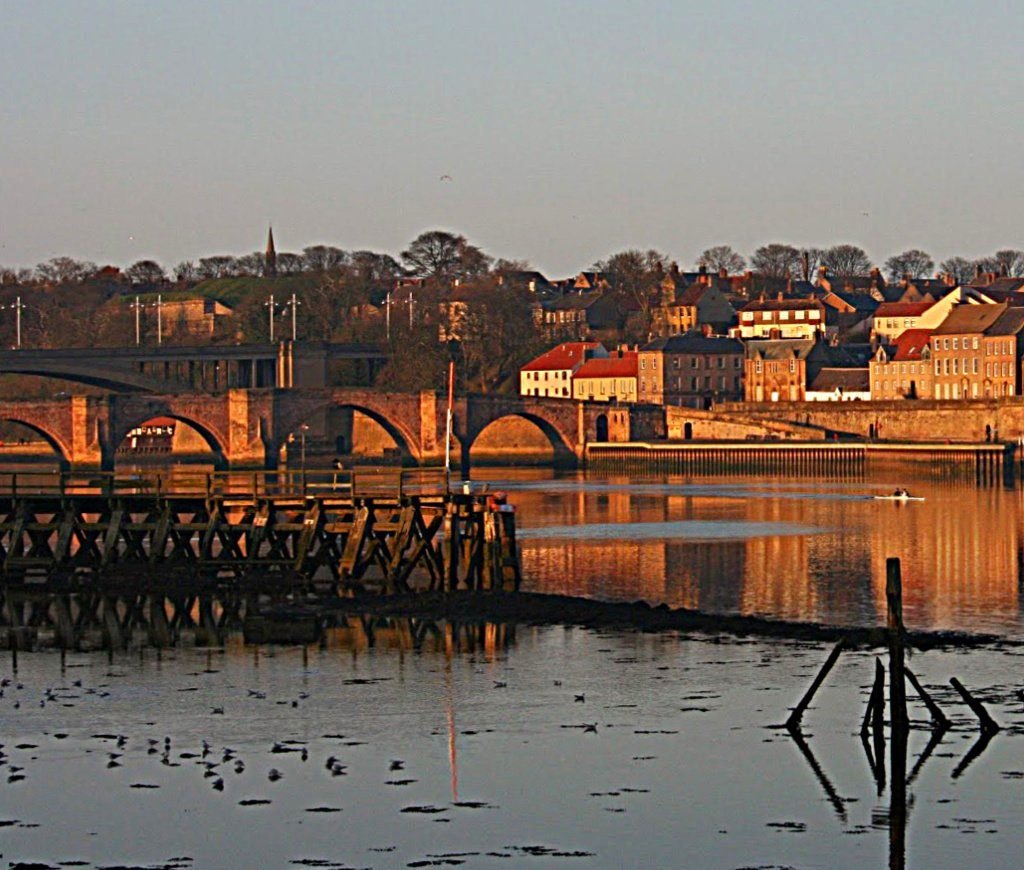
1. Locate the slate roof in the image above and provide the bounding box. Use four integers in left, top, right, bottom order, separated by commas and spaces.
808, 368, 870, 393
641, 334, 744, 354
932, 303, 1008, 336
987, 307, 1024, 337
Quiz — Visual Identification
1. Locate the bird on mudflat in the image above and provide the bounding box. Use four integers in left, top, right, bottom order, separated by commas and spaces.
268, 768, 283, 782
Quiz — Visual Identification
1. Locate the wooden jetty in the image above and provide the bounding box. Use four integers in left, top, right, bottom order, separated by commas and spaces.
0, 468, 521, 594
586, 440, 1012, 483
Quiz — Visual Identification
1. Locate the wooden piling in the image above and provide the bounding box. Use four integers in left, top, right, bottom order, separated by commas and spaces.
786, 637, 846, 730
861, 656, 885, 738
904, 666, 950, 730
886, 557, 909, 736
950, 676, 1000, 735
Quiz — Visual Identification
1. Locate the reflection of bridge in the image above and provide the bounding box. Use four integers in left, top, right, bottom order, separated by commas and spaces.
0, 388, 665, 470
0, 341, 387, 392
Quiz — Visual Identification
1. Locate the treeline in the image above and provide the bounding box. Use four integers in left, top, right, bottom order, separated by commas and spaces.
4, 236, 1024, 288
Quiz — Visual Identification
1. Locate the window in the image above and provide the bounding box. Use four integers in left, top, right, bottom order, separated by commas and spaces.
789, 360, 795, 373
795, 310, 805, 320
640, 359, 646, 370
691, 357, 699, 368
691, 377, 699, 390
755, 360, 763, 373
952, 359, 958, 375
779, 310, 790, 321
953, 338, 958, 350
973, 337, 979, 350
742, 312, 754, 323
718, 357, 725, 368
973, 359, 978, 375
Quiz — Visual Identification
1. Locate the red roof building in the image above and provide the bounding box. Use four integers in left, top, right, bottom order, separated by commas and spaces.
572, 349, 639, 403
519, 341, 606, 399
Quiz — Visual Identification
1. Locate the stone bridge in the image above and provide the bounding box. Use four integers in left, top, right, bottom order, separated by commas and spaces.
0, 341, 388, 392
0, 389, 666, 470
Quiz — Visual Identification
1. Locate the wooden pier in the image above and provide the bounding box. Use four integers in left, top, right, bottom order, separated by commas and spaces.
0, 469, 521, 594
586, 441, 1014, 483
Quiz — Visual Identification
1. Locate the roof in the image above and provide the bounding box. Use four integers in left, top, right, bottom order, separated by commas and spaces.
808, 368, 870, 393
574, 351, 639, 380
521, 341, 604, 372
543, 291, 602, 312
745, 338, 816, 360
641, 333, 744, 354
932, 303, 1008, 336
829, 290, 880, 313
739, 296, 823, 313
890, 329, 934, 361
987, 307, 1024, 336
874, 302, 933, 318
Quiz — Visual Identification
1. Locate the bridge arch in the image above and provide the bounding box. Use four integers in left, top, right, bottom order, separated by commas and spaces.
463, 411, 577, 471
0, 414, 71, 469
109, 412, 228, 470
280, 399, 422, 467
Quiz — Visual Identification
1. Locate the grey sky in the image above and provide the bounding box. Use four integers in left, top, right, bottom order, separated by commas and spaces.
2, 0, 1021, 277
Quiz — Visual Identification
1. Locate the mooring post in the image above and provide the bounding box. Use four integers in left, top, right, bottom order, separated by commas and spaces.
786, 637, 846, 730
904, 666, 950, 730
950, 676, 1000, 735
861, 656, 885, 738
886, 557, 909, 736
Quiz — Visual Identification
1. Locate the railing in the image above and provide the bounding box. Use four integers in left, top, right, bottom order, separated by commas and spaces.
0, 467, 454, 500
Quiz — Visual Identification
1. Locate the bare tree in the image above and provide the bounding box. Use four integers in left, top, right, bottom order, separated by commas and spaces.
351, 250, 402, 284
696, 245, 745, 274
750, 243, 802, 278
173, 261, 197, 282
196, 256, 237, 280
821, 244, 873, 278
492, 258, 533, 275
126, 259, 166, 284
593, 248, 668, 339
275, 252, 305, 275
401, 230, 491, 279
884, 249, 934, 281
35, 256, 97, 284
991, 249, 1024, 277
301, 245, 348, 273
234, 252, 266, 277
939, 256, 975, 284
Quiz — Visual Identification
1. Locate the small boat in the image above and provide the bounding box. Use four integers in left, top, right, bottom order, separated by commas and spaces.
874, 492, 925, 502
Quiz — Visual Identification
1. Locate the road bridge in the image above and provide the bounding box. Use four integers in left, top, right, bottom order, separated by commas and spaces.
0, 388, 666, 470
0, 341, 387, 392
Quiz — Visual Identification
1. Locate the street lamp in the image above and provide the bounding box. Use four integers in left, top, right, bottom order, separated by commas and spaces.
130, 296, 144, 346
2, 296, 24, 349
287, 293, 301, 341
299, 423, 309, 491
264, 294, 280, 342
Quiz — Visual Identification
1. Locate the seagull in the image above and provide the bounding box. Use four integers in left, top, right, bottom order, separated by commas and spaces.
574, 694, 585, 703
268, 768, 283, 782
583, 723, 598, 733
440, 174, 453, 182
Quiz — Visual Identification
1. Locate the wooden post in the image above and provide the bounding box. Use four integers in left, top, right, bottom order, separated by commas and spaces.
786, 637, 846, 730
886, 557, 909, 736
904, 667, 950, 730
950, 677, 1000, 735
861, 656, 885, 737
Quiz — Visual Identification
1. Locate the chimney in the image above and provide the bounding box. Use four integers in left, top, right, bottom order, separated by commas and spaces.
719, 267, 728, 279
817, 265, 828, 281
777, 291, 784, 302
701, 323, 712, 337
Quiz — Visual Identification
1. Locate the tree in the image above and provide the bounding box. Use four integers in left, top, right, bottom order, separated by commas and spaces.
821, 244, 873, 278
939, 256, 975, 284
351, 250, 402, 284
234, 252, 266, 277
592, 249, 668, 340
173, 261, 197, 282
126, 259, 166, 284
750, 243, 802, 278
401, 230, 491, 279
884, 249, 934, 281
196, 256, 237, 280
35, 256, 97, 284
275, 252, 305, 275
991, 249, 1024, 277
302, 245, 348, 273
492, 258, 533, 275
696, 245, 745, 274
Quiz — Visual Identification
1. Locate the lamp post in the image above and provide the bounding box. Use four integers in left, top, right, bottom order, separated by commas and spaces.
288, 293, 300, 341
155, 294, 163, 346
385, 290, 391, 340
299, 423, 309, 491
265, 294, 277, 342
130, 296, 143, 346
2, 296, 24, 349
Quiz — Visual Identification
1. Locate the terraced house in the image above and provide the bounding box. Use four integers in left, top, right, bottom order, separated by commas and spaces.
637, 333, 744, 408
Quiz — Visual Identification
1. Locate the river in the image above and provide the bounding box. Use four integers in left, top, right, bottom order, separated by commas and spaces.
1, 467, 1022, 868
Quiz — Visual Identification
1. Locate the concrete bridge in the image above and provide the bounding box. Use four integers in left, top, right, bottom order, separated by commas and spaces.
0, 341, 387, 392
0, 389, 666, 470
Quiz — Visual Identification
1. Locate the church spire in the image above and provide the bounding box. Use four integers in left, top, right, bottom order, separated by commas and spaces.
265, 225, 277, 277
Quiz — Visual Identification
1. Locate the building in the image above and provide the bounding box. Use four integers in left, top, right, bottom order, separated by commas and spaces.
745, 338, 872, 402
650, 268, 736, 337
930, 303, 1008, 399
872, 288, 984, 344
869, 329, 934, 400
534, 291, 602, 341
732, 294, 825, 340
572, 348, 638, 403
154, 298, 234, 339
637, 333, 744, 407
519, 341, 606, 398
805, 368, 871, 401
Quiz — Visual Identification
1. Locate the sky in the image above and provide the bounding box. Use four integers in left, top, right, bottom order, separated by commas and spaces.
2, 0, 1023, 278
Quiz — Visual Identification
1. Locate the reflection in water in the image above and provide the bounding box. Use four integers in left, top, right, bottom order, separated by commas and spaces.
487, 470, 1024, 636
